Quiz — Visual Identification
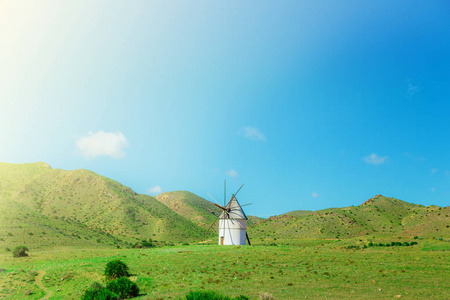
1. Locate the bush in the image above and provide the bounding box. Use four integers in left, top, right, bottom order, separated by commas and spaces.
410, 241, 418, 246
81, 288, 119, 300
185, 290, 231, 300
13, 245, 29, 257
104, 260, 130, 280
403, 242, 410, 246
141, 242, 154, 248
106, 277, 139, 299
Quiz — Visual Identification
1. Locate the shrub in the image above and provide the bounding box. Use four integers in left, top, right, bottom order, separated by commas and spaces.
394, 242, 402, 246
106, 277, 139, 299
81, 288, 118, 300
410, 241, 418, 246
185, 290, 231, 300
104, 260, 130, 280
13, 245, 29, 257
141, 242, 154, 248
403, 242, 410, 246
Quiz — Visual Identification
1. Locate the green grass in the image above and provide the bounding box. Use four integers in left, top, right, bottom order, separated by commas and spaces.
0, 240, 449, 299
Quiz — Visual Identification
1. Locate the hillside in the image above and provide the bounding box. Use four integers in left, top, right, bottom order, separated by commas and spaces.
155, 191, 221, 229
1, 162, 448, 250
0, 162, 206, 249
249, 194, 450, 241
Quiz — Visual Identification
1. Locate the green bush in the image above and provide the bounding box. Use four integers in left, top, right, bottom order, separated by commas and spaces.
106, 277, 139, 299
81, 287, 119, 300
185, 290, 231, 300
104, 260, 130, 280
12, 245, 29, 257
141, 242, 154, 248
185, 291, 248, 300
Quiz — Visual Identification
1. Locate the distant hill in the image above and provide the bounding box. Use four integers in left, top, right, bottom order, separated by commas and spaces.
0, 162, 206, 249
155, 191, 221, 228
1, 163, 448, 250
249, 194, 449, 241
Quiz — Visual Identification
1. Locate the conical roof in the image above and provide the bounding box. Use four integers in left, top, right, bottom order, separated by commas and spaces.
219, 195, 248, 220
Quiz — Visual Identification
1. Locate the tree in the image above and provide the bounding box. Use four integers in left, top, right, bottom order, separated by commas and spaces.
13, 245, 29, 257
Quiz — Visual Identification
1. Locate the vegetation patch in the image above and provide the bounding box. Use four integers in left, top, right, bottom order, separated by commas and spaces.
12, 245, 29, 257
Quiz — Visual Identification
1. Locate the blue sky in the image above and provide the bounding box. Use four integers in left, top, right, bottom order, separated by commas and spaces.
1, 1, 449, 217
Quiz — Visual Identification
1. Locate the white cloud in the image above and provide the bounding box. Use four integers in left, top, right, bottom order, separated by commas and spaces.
407, 80, 419, 97
431, 168, 438, 174
241, 127, 266, 142
76, 130, 129, 159
312, 192, 319, 198
226, 169, 239, 177
431, 187, 436, 193
363, 153, 388, 165
147, 185, 162, 195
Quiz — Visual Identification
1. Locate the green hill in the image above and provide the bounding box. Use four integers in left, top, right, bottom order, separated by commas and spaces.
155, 191, 221, 229
249, 194, 450, 241
1, 162, 448, 250
0, 162, 205, 250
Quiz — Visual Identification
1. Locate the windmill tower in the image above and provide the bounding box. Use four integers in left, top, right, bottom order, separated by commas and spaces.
207, 182, 251, 245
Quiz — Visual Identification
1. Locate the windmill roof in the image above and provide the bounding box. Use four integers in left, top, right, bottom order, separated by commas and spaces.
219, 195, 248, 220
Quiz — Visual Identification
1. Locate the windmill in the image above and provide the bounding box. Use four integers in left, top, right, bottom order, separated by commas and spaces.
207, 181, 252, 245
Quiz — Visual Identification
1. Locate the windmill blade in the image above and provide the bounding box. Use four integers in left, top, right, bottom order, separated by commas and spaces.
234, 184, 244, 196
227, 203, 252, 210
207, 192, 222, 206
206, 216, 220, 234
198, 207, 219, 216
224, 179, 226, 207
212, 202, 227, 211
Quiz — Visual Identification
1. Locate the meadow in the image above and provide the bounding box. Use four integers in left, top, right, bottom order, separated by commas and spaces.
1, 238, 449, 299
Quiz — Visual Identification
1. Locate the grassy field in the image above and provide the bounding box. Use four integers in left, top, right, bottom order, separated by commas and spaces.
1, 239, 449, 299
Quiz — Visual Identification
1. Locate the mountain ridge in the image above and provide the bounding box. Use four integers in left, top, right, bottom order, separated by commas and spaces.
1, 162, 448, 250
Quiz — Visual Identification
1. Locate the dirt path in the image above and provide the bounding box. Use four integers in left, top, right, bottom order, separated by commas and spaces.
35, 271, 52, 300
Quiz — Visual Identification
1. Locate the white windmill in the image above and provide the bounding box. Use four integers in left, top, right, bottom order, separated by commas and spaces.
207, 181, 252, 245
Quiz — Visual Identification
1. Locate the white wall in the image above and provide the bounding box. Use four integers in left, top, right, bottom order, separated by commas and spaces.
218, 219, 247, 245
